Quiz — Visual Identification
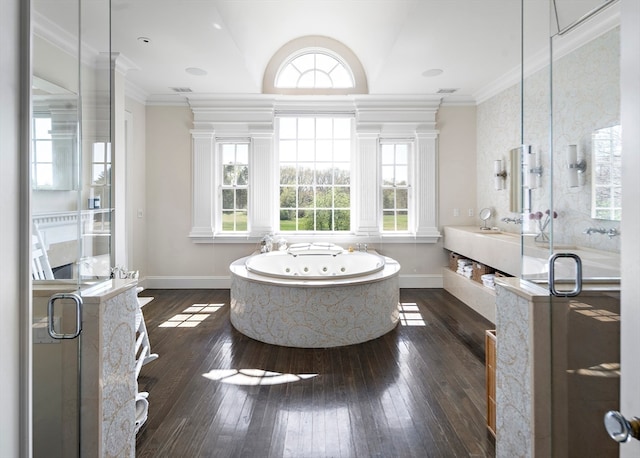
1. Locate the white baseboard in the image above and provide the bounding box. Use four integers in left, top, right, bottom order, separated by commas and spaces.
145, 276, 231, 289
144, 274, 443, 290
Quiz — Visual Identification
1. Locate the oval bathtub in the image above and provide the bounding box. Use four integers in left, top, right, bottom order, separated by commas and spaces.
229, 250, 400, 348
245, 250, 386, 279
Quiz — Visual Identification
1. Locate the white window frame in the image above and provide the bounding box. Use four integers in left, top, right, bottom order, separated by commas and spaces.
218, 140, 250, 233
379, 139, 414, 233
276, 115, 354, 233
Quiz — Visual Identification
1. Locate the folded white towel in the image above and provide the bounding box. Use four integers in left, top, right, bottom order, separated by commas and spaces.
134, 392, 149, 435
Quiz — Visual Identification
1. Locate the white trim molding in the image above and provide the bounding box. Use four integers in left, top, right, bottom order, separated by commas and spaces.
187, 94, 442, 244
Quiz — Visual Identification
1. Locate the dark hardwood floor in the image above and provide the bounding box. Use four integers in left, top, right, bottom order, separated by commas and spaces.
135, 288, 496, 458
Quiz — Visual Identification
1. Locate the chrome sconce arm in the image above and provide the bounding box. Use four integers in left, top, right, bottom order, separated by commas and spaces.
568, 144, 587, 187
494, 160, 507, 190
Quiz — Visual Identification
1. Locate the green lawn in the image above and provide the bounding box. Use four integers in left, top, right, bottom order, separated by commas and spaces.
222, 213, 408, 232
222, 212, 247, 231
383, 214, 408, 231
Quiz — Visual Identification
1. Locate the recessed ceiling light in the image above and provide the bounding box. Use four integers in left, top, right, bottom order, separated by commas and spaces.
422, 68, 443, 78
185, 67, 207, 76
212, 22, 222, 30
137, 36, 151, 44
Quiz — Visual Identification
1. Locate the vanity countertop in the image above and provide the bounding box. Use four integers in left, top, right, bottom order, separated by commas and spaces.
32, 278, 138, 302
444, 225, 620, 281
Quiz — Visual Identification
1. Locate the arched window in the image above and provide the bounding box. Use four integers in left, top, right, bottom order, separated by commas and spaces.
263, 36, 368, 95
276, 51, 353, 89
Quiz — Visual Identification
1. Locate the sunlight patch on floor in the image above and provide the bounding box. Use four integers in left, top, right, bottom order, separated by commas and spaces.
399, 302, 426, 326
203, 368, 318, 386
567, 362, 620, 377
570, 301, 620, 322
158, 303, 225, 328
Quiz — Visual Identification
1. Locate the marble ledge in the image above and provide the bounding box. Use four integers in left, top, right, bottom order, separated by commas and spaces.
495, 276, 620, 301
32, 278, 138, 301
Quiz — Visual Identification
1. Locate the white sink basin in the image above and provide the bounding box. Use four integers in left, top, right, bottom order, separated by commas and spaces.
444, 226, 620, 280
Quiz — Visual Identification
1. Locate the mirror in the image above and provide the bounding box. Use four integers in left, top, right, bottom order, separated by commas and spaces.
509, 145, 531, 214
479, 207, 492, 230
31, 76, 79, 191
591, 124, 621, 221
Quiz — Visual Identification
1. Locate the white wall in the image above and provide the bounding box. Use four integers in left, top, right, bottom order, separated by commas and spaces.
438, 105, 478, 227
142, 103, 478, 288
145, 106, 237, 287
125, 96, 149, 281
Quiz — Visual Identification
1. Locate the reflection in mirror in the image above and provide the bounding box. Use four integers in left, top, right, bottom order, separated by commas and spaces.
509, 145, 531, 214
32, 77, 79, 190
591, 125, 621, 221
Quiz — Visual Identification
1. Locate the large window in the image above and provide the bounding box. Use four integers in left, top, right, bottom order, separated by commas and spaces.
189, 96, 441, 243
381, 142, 411, 232
220, 142, 249, 232
278, 117, 351, 232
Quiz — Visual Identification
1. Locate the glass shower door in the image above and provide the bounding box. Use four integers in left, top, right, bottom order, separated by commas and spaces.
521, 1, 622, 456
30, 0, 112, 455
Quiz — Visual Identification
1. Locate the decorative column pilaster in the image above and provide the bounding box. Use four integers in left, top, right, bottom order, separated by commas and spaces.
355, 130, 381, 236
189, 129, 215, 240
414, 131, 440, 238
249, 131, 275, 236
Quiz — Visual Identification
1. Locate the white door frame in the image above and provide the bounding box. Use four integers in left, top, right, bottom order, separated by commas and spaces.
620, 0, 640, 456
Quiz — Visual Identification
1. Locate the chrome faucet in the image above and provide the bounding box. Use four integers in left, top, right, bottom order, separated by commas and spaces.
501, 217, 522, 224
260, 233, 274, 252
583, 227, 620, 238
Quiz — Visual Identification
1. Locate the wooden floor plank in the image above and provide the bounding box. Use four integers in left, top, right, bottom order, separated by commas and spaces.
136, 288, 496, 457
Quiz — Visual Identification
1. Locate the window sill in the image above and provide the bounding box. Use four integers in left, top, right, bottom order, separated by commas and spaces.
189, 231, 441, 245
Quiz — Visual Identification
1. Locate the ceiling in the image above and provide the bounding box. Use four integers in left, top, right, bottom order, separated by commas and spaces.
32, 0, 614, 105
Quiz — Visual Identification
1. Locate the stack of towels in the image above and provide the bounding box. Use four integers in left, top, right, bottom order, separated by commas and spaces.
481, 273, 496, 289
456, 258, 473, 278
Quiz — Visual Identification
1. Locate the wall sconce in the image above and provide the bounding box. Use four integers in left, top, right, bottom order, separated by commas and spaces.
568, 144, 587, 187
525, 150, 543, 189
494, 159, 507, 190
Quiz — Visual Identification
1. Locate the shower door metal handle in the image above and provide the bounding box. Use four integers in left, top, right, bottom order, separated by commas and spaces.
548, 253, 582, 297
47, 293, 83, 339
604, 411, 640, 443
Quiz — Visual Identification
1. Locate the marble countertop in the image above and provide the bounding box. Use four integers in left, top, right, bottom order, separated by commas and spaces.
32, 278, 138, 302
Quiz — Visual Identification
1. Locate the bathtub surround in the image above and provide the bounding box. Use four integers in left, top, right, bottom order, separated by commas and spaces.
229, 252, 400, 348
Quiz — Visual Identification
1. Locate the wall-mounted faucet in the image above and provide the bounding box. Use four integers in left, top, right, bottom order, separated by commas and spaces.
501, 217, 522, 224
583, 227, 620, 238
